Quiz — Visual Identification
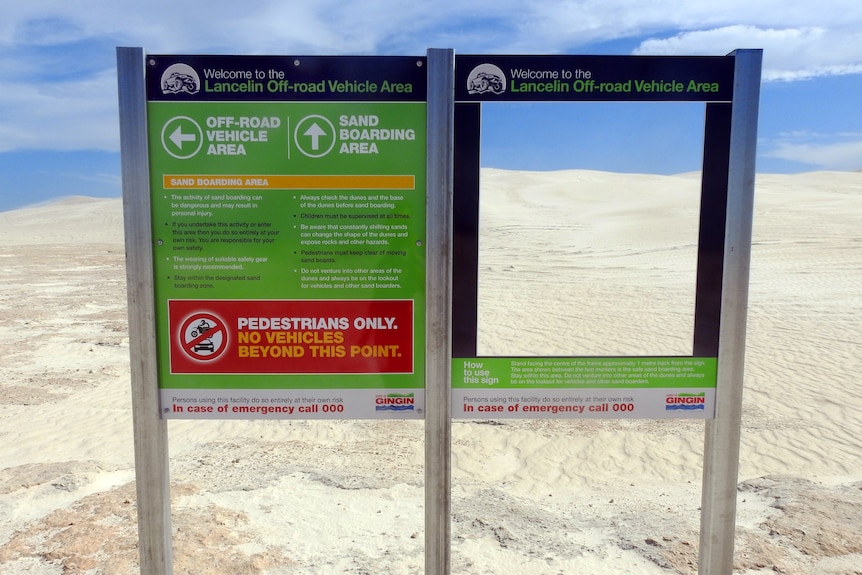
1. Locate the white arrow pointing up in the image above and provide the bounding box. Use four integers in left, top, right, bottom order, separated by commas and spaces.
303, 122, 327, 150
169, 125, 197, 149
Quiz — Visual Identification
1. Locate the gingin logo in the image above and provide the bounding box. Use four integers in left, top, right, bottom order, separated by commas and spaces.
466, 64, 506, 95
161, 63, 200, 95
665, 393, 706, 411
375, 393, 415, 411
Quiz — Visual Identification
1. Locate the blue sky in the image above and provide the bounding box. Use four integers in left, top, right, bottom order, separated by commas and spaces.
1, 0, 861, 211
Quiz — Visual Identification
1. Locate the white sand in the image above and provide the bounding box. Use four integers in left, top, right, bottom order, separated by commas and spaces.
1, 171, 861, 574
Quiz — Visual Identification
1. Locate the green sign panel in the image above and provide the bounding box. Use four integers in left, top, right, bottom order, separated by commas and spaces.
145, 56, 427, 419
452, 357, 716, 419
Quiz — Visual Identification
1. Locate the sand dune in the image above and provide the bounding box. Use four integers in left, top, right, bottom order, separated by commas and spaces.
1, 170, 860, 574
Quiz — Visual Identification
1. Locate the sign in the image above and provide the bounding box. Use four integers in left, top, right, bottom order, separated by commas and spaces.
168, 299, 413, 374
455, 55, 734, 102
452, 357, 716, 419
121, 48, 760, 575
146, 55, 427, 418
451, 55, 733, 419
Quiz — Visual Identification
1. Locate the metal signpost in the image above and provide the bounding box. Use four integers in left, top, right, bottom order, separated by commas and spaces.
449, 50, 761, 575
699, 49, 762, 575
117, 47, 173, 574
424, 48, 455, 575
119, 46, 431, 574
118, 46, 760, 575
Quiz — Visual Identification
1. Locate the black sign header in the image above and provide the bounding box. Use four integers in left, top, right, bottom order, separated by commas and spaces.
147, 55, 428, 102
455, 55, 735, 102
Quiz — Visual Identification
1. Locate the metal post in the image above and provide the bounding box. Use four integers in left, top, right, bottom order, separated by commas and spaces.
699, 49, 762, 575
116, 47, 174, 575
425, 48, 455, 575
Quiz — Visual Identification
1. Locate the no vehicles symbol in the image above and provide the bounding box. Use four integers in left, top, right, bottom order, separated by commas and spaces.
179, 313, 228, 361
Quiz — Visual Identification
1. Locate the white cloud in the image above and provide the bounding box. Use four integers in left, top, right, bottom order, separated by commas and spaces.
0, 70, 118, 152
522, 1, 862, 51
765, 135, 862, 170
1, 0, 862, 153
633, 25, 862, 81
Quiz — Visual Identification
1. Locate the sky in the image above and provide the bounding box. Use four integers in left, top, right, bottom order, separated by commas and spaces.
1, 0, 861, 211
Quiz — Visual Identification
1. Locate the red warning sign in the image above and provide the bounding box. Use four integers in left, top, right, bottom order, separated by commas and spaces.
178, 312, 228, 361
168, 299, 414, 375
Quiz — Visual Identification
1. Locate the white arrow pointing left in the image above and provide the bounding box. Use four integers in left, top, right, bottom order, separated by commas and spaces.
169, 125, 197, 149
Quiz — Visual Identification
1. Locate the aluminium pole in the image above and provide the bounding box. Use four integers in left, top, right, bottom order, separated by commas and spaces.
116, 47, 174, 575
425, 48, 455, 575
699, 49, 762, 575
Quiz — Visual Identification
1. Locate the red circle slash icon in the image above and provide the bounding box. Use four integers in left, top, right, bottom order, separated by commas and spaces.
179, 312, 228, 361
